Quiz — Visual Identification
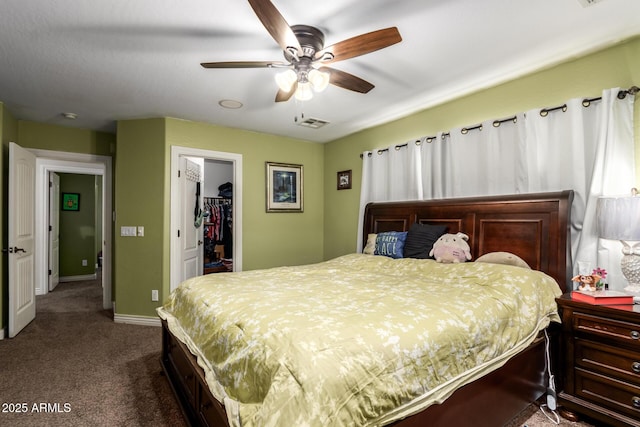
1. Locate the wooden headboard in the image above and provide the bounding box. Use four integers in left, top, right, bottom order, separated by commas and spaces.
363, 190, 574, 292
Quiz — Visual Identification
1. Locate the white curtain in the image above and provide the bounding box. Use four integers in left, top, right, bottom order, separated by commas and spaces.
358, 88, 636, 288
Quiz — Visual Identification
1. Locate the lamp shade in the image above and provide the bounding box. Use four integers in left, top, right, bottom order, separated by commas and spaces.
308, 68, 330, 92
596, 196, 640, 241
275, 69, 297, 92
295, 82, 313, 101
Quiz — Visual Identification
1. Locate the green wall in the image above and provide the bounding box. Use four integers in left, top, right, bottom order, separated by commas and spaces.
18, 121, 113, 156
114, 118, 324, 317
59, 173, 97, 277
323, 36, 640, 261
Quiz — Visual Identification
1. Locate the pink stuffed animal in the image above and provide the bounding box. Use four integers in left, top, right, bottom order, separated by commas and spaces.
429, 232, 472, 263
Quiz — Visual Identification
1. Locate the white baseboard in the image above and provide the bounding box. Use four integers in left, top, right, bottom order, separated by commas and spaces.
60, 274, 97, 282
0, 328, 4, 340
113, 313, 161, 327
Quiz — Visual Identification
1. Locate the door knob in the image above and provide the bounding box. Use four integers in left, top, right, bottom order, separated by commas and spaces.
2, 247, 25, 253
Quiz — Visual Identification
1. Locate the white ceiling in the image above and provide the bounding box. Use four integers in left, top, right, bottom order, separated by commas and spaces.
1, 0, 639, 143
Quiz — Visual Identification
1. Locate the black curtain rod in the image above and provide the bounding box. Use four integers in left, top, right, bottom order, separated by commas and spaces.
360, 86, 638, 158
545, 85, 639, 114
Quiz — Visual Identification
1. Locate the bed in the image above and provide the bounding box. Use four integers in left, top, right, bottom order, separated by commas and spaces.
158, 190, 574, 427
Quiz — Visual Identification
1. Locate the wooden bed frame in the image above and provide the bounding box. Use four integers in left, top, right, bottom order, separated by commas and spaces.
161, 190, 574, 427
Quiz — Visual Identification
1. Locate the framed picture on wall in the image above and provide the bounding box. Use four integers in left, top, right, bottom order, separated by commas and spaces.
61, 192, 80, 211
337, 170, 352, 190
266, 162, 303, 212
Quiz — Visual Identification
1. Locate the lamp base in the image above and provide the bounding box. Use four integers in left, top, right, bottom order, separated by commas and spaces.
621, 250, 640, 294
624, 284, 640, 295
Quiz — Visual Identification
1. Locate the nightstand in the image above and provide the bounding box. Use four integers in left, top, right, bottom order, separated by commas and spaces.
556, 294, 640, 426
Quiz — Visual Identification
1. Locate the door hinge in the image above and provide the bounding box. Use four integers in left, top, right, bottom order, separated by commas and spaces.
48, 269, 52, 276
178, 170, 181, 178
49, 225, 52, 231
49, 181, 53, 188
177, 230, 180, 238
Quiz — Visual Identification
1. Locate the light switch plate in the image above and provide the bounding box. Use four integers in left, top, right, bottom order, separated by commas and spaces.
120, 226, 137, 237
137, 226, 144, 237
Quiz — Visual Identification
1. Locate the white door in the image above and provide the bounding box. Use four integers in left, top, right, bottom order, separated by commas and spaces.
8, 142, 36, 337
49, 172, 60, 291
179, 157, 203, 282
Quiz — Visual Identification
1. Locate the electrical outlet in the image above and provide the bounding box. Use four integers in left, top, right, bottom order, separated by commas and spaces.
82, 259, 87, 266
151, 289, 159, 302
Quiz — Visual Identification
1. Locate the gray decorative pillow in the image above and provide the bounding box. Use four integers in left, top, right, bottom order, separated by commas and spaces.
403, 223, 448, 259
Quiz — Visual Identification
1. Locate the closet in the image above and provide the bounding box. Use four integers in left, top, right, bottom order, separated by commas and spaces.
202, 160, 233, 274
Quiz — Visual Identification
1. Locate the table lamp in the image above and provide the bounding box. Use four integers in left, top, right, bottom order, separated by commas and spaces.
596, 189, 640, 293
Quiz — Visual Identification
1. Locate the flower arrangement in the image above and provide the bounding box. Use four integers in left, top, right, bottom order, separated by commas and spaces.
592, 267, 607, 290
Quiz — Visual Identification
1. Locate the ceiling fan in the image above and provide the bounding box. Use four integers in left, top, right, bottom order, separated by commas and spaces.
201, 0, 402, 102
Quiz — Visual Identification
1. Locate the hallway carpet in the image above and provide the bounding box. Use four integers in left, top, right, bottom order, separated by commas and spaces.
0, 278, 185, 427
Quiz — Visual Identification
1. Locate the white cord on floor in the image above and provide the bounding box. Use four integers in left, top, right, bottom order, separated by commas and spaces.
539, 403, 560, 424
540, 329, 560, 424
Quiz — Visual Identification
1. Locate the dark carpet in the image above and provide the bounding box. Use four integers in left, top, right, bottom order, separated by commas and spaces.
0, 278, 185, 427
0, 278, 598, 426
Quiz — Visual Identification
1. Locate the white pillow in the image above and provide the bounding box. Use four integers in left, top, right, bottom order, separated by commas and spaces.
363, 233, 377, 254
475, 251, 530, 269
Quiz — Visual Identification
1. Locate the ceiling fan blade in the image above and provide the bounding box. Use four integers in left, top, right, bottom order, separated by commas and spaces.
201, 60, 286, 69
247, 0, 302, 54
315, 27, 402, 64
275, 82, 297, 102
320, 67, 374, 94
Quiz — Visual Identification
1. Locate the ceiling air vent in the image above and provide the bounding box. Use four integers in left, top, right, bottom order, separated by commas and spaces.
295, 117, 329, 129
576, 0, 604, 7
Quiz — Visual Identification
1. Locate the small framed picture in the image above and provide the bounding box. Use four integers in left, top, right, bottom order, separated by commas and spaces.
337, 170, 352, 190
61, 192, 80, 211
266, 162, 303, 212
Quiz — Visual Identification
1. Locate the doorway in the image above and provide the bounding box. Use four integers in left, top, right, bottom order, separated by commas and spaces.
170, 146, 243, 291
33, 149, 113, 309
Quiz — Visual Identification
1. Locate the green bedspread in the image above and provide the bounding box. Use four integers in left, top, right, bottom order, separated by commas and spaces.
157, 253, 562, 427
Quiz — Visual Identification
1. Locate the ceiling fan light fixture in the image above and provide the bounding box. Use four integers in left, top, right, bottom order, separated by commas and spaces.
275, 69, 297, 92
308, 68, 330, 93
295, 81, 313, 101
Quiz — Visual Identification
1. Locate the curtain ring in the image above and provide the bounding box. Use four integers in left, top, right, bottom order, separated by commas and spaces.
461, 124, 482, 134
415, 139, 423, 146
